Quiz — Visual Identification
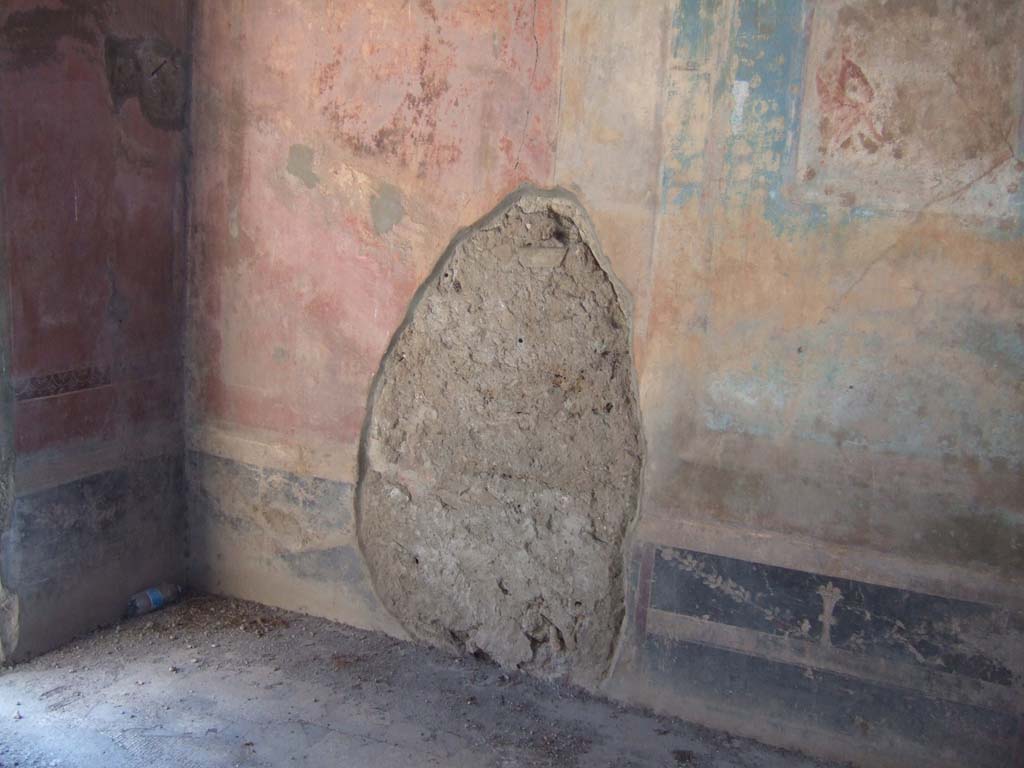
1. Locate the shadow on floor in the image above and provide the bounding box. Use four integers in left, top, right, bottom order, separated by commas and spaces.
0, 595, 845, 768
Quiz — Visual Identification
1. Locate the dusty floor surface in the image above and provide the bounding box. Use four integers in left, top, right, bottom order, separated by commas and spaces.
0, 595, 842, 768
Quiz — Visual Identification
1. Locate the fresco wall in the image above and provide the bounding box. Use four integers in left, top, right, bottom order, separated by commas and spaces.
188, 2, 1023, 765
0, 0, 190, 660
186, 0, 562, 633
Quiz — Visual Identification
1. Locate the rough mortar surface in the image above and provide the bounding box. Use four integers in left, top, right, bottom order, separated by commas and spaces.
359, 193, 642, 686
0, 596, 840, 768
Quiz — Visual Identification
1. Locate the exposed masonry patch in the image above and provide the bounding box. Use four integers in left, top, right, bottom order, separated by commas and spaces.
357, 190, 643, 687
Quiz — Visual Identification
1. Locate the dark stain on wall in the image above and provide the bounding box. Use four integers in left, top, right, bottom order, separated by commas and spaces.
0, 5, 97, 70
105, 35, 188, 130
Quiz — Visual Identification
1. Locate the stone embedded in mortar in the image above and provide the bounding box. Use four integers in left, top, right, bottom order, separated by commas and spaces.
357, 191, 643, 687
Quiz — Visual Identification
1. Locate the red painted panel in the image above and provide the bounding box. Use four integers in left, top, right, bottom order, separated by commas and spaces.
3, 45, 116, 378
0, 1, 186, 460
122, 372, 181, 427
15, 386, 117, 455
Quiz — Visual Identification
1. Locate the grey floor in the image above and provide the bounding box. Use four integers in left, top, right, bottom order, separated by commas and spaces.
0, 596, 840, 768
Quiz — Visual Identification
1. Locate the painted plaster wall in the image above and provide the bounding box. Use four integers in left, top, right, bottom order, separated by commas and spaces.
186, 1, 1023, 764
563, 2, 1024, 764
627, 0, 1024, 593
185, 0, 561, 634
0, 0, 190, 660
0, 102, 13, 659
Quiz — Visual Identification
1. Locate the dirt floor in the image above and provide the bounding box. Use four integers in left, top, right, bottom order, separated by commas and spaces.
0, 595, 842, 768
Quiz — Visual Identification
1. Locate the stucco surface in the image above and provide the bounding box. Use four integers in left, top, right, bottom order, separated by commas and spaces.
185, 1, 1024, 763
188, 0, 562, 482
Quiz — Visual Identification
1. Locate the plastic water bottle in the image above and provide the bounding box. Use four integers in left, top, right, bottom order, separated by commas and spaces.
125, 583, 182, 618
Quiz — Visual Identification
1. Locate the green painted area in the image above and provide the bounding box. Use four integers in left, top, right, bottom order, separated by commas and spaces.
370, 183, 405, 234
286, 144, 319, 189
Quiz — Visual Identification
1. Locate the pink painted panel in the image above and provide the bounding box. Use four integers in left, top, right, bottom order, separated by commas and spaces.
190, 0, 563, 449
